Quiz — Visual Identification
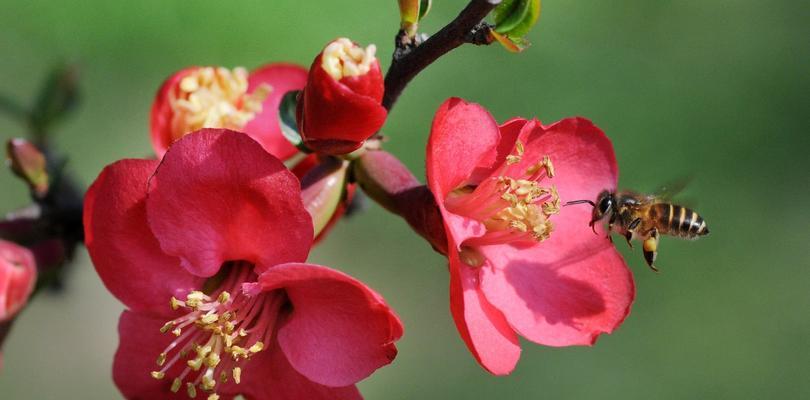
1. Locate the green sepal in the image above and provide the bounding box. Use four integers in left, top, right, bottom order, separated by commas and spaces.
278, 90, 311, 153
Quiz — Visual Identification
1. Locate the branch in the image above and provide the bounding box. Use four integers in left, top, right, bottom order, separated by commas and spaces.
382, 0, 500, 110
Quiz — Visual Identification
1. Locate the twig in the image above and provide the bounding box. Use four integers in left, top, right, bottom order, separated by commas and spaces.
382, 0, 501, 111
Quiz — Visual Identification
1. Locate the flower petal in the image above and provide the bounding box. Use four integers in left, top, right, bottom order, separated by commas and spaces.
241, 347, 362, 400
243, 63, 308, 161
146, 129, 313, 277
527, 116, 620, 259
448, 249, 521, 375
262, 263, 402, 387
149, 67, 196, 158
479, 242, 634, 346
426, 98, 501, 200
0, 240, 36, 321
84, 159, 202, 315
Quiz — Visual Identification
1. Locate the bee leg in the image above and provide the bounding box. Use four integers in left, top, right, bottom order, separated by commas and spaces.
625, 218, 641, 249
642, 229, 660, 272
606, 213, 617, 242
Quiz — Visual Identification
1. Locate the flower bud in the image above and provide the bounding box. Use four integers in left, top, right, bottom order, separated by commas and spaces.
297, 38, 387, 155
0, 240, 37, 322
6, 138, 49, 198
353, 150, 447, 254
298, 156, 353, 242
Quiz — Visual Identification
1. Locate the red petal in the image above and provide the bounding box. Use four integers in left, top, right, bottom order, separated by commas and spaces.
448, 249, 521, 375
426, 98, 501, 200
149, 67, 196, 158
531, 117, 620, 258
243, 63, 308, 161
146, 129, 313, 277
260, 263, 402, 387
0, 240, 36, 321
84, 159, 203, 315
479, 242, 634, 346
242, 347, 362, 400
299, 54, 387, 155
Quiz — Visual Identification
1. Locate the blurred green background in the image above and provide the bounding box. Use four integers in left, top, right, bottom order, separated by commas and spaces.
1, 0, 808, 399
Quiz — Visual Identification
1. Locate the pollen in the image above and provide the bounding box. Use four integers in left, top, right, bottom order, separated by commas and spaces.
321, 38, 377, 81
168, 66, 271, 141
148, 280, 285, 399
445, 140, 560, 248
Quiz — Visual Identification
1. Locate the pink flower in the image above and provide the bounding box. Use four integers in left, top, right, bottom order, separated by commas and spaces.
0, 240, 36, 322
151, 64, 308, 160
426, 98, 635, 374
84, 129, 402, 399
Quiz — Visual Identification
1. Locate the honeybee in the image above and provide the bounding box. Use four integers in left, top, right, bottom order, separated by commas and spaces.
566, 184, 709, 272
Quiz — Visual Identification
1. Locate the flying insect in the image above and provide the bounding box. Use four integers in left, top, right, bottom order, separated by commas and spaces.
566, 184, 709, 272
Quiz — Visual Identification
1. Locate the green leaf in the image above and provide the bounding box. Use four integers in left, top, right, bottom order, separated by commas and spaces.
278, 90, 307, 150
493, 0, 531, 34
418, 0, 432, 20
491, 0, 541, 52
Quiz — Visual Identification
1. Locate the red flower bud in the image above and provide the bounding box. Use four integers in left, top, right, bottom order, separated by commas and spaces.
0, 240, 36, 322
298, 38, 387, 155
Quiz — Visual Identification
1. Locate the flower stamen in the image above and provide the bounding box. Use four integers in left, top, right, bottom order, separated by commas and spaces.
446, 140, 560, 251
321, 38, 377, 81
150, 266, 284, 398
168, 67, 271, 141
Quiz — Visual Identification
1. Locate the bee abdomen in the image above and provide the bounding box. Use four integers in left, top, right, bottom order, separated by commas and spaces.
654, 204, 709, 239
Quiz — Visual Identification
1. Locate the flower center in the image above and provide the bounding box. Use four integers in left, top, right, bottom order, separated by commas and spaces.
168, 67, 272, 141
150, 265, 283, 399
444, 140, 560, 260
321, 38, 377, 81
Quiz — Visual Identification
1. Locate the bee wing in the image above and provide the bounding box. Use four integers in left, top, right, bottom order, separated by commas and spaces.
651, 176, 694, 201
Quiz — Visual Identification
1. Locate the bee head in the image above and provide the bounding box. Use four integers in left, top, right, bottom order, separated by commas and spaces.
593, 190, 615, 221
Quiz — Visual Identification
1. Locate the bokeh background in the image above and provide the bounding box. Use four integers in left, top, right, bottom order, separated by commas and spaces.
1, 1, 808, 399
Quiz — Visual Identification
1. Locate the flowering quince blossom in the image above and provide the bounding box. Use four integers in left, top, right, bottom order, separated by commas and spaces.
426, 98, 635, 374
297, 38, 387, 155
150, 63, 307, 160
84, 129, 402, 399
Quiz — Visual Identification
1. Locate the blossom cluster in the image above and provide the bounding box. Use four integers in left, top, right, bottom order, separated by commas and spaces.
0, 5, 640, 399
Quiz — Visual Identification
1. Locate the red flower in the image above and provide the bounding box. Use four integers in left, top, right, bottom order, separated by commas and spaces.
84, 129, 402, 399
151, 64, 307, 160
0, 240, 36, 322
297, 38, 387, 155
427, 98, 635, 374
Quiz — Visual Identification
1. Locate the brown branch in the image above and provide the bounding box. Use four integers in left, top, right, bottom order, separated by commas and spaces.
382, 0, 500, 111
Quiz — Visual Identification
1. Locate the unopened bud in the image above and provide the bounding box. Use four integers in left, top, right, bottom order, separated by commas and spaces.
299, 157, 351, 238
6, 138, 49, 198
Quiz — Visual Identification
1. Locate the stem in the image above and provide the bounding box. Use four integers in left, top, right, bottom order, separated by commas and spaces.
382, 0, 500, 110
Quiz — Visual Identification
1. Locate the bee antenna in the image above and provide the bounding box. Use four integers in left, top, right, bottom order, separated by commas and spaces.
564, 199, 595, 207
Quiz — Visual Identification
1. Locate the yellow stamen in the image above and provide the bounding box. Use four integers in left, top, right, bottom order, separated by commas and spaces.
233, 367, 242, 384
169, 67, 271, 141
321, 38, 377, 81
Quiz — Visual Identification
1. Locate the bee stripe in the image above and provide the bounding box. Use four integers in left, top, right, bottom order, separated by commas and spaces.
698, 219, 708, 235
667, 204, 675, 226
679, 208, 693, 235
687, 211, 700, 235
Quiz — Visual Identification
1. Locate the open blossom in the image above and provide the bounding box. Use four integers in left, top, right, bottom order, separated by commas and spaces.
297, 38, 387, 155
0, 240, 36, 322
427, 98, 634, 374
150, 63, 307, 159
84, 129, 402, 399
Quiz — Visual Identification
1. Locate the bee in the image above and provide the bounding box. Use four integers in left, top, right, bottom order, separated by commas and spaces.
566, 183, 709, 272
